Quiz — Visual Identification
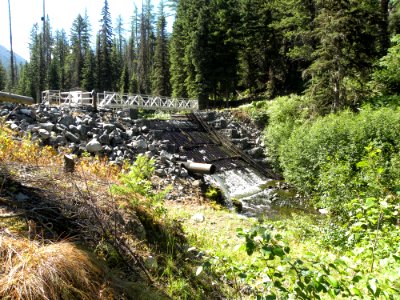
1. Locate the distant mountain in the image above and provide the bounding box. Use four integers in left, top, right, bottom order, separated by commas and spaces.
0, 45, 26, 69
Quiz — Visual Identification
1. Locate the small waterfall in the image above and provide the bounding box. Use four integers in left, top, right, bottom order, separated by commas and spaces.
205, 167, 279, 216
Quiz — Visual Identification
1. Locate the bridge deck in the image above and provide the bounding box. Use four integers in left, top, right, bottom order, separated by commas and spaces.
41, 90, 199, 111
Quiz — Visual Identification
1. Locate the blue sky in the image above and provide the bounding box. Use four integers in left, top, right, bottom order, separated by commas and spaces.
0, 0, 168, 60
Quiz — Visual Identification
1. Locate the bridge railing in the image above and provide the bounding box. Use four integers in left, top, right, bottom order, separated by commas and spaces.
42, 90, 92, 107
42, 90, 198, 111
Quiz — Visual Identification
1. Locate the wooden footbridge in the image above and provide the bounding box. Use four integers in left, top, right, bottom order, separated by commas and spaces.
41, 90, 199, 111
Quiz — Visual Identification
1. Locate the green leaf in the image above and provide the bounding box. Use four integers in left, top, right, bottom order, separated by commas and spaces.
273, 246, 286, 258
365, 198, 377, 209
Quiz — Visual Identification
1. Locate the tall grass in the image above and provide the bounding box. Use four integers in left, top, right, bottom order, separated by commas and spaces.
0, 236, 112, 300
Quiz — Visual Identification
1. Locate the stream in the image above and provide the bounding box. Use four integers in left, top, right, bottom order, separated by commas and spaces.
205, 167, 305, 218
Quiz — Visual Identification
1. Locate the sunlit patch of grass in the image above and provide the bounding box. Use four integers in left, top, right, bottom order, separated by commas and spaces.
0, 236, 110, 299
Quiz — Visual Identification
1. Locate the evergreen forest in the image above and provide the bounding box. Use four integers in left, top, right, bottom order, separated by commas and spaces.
0, 0, 397, 110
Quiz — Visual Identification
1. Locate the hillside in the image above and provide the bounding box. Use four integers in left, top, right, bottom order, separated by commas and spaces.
0, 45, 26, 69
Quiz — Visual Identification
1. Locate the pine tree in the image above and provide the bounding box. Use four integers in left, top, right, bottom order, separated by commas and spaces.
152, 0, 171, 96
137, 0, 155, 94
97, 0, 114, 91
69, 12, 91, 88
28, 24, 42, 100
126, 7, 139, 93
169, 0, 189, 97
82, 46, 96, 91
305, 0, 381, 111
0, 62, 7, 91
16, 63, 31, 96
119, 64, 130, 94
52, 29, 69, 90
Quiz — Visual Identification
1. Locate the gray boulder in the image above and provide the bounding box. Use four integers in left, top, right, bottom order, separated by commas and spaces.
39, 122, 54, 132
65, 131, 80, 143
86, 139, 102, 153
58, 115, 75, 127
38, 128, 50, 139
131, 139, 148, 152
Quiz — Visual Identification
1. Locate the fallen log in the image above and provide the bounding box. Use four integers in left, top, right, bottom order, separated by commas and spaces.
0, 92, 34, 105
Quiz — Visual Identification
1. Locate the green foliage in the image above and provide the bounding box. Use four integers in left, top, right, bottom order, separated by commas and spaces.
0, 61, 7, 91
278, 106, 400, 211
111, 154, 169, 216
205, 186, 223, 203
371, 34, 400, 96
305, 0, 381, 112
236, 224, 400, 299
263, 94, 312, 169
152, 1, 171, 96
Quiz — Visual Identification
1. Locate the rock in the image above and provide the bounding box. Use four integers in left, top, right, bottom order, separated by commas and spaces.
103, 123, 116, 133
38, 128, 50, 139
221, 128, 240, 139
232, 138, 250, 150
192, 180, 202, 187
39, 122, 54, 132
68, 125, 80, 135
19, 108, 33, 117
99, 133, 110, 145
191, 213, 205, 223
77, 124, 89, 138
131, 139, 148, 152
103, 145, 112, 153
55, 124, 67, 133
58, 115, 75, 127
110, 134, 123, 146
179, 168, 189, 178
86, 139, 102, 153
53, 135, 67, 145
155, 169, 167, 177
10, 123, 18, 130
65, 131, 80, 143
248, 147, 264, 159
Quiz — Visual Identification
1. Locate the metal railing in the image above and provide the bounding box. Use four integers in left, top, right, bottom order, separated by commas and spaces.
42, 90, 199, 111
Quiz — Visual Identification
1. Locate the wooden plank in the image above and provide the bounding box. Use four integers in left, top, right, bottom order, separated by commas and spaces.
0, 92, 34, 105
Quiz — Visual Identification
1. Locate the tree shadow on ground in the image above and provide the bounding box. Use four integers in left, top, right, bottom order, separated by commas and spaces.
0, 162, 228, 299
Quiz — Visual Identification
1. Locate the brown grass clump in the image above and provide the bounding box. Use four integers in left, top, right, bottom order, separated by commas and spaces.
0, 236, 110, 300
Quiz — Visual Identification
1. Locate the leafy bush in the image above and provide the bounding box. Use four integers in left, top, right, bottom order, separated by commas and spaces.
263, 94, 313, 169
278, 106, 400, 211
237, 224, 400, 299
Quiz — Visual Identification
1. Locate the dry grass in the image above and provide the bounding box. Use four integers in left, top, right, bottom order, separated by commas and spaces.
0, 236, 113, 300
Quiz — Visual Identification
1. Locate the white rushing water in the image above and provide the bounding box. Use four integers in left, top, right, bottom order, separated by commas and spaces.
205, 167, 277, 216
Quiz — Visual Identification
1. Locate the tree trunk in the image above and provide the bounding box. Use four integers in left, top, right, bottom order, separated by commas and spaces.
381, 0, 390, 53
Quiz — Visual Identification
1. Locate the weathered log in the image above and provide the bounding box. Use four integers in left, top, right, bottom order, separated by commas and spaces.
0, 92, 34, 105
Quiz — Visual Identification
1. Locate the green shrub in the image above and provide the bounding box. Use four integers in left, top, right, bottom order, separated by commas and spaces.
111, 154, 170, 216
279, 106, 400, 211
264, 94, 313, 169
